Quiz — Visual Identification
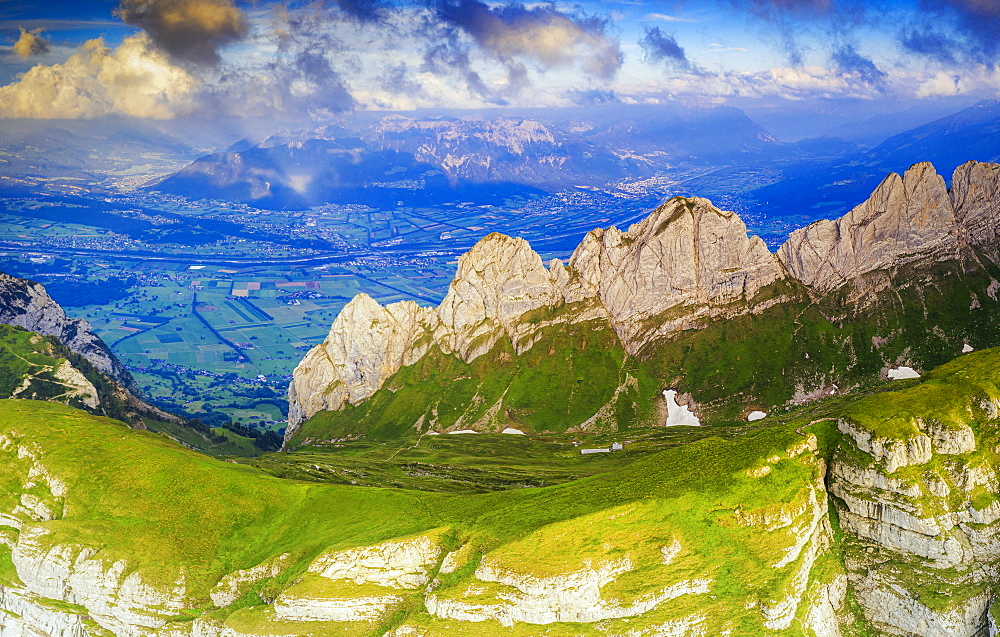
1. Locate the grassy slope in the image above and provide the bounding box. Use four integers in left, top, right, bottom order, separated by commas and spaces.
294, 318, 639, 444
6, 346, 998, 632
0, 397, 827, 617
0, 323, 260, 458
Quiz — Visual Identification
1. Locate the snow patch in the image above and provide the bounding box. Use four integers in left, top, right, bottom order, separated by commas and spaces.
963, 344, 974, 353
502, 427, 525, 435
662, 390, 700, 427
448, 429, 479, 434
748, 411, 767, 422
888, 366, 920, 380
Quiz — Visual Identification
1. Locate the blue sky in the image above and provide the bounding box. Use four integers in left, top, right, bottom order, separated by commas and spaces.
0, 0, 997, 119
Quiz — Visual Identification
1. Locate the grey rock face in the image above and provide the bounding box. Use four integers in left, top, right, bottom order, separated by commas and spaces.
286, 294, 437, 441
571, 197, 785, 351
0, 272, 135, 390
951, 160, 1000, 253
777, 162, 959, 294
286, 197, 783, 434
830, 402, 1000, 635
777, 160, 1000, 297
435, 233, 573, 361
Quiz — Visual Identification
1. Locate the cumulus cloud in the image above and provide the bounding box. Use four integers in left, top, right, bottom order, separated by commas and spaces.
114, 0, 249, 65
639, 27, 692, 70
830, 44, 887, 90
0, 33, 197, 118
434, 0, 622, 80
12, 27, 50, 59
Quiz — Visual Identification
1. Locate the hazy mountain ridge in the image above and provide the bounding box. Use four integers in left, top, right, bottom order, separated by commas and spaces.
752, 100, 1000, 223
151, 106, 792, 209
287, 160, 1000, 443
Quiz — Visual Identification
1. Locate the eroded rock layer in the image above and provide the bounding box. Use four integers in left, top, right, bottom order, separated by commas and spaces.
0, 272, 135, 389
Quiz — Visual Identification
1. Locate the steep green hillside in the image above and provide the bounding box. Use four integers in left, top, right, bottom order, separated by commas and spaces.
3, 350, 1000, 635
0, 384, 860, 634
0, 323, 259, 457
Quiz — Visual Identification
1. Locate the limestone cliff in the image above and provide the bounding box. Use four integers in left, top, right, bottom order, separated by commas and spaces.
827, 353, 1000, 636
0, 272, 135, 391
777, 160, 1000, 295
287, 296, 438, 442
287, 196, 785, 434
570, 196, 786, 351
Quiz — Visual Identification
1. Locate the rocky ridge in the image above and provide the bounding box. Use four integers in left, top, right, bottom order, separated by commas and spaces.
288, 160, 1000, 440
287, 194, 794, 438
0, 272, 134, 390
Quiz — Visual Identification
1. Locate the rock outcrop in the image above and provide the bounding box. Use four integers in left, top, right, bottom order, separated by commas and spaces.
828, 358, 1000, 636
287, 196, 787, 434
571, 197, 785, 350
0, 272, 135, 390
286, 296, 437, 439
777, 160, 1000, 295
951, 160, 1000, 255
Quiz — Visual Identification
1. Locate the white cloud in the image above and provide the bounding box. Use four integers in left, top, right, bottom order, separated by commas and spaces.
647, 13, 698, 23
0, 33, 197, 119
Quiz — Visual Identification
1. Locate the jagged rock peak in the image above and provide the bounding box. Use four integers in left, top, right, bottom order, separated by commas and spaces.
950, 160, 1000, 252
570, 196, 785, 351
0, 272, 134, 389
286, 294, 437, 439
435, 232, 579, 361
776, 161, 960, 293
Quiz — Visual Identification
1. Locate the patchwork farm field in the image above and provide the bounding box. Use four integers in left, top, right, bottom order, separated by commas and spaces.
24, 256, 457, 428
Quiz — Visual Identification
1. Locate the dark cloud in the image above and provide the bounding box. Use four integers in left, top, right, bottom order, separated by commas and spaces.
433, 0, 622, 80
12, 27, 49, 59
639, 26, 689, 68
730, 0, 869, 66
420, 37, 506, 104
899, 28, 958, 65
900, 0, 1000, 67
114, 0, 249, 66
831, 44, 887, 89
332, 0, 392, 22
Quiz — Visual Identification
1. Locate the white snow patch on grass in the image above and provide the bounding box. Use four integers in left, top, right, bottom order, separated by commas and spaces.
447, 429, 479, 434
963, 344, 974, 353
501, 427, 525, 435
663, 389, 701, 426
888, 366, 920, 380
747, 411, 767, 422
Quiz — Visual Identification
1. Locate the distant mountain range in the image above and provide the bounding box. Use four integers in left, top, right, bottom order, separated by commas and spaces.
150, 105, 793, 209
151, 101, 1000, 218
